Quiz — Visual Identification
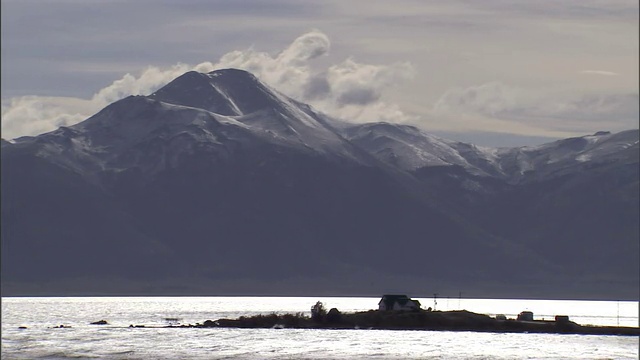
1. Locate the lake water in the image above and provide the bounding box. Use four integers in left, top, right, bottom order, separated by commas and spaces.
2, 296, 638, 359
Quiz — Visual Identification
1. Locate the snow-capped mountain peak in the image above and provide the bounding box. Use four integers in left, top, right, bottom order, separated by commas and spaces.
9, 68, 638, 186
492, 129, 639, 182
342, 121, 638, 182
343, 122, 503, 177
149, 70, 252, 116
16, 69, 384, 178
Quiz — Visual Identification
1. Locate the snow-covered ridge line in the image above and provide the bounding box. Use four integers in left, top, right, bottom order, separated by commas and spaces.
10, 68, 638, 185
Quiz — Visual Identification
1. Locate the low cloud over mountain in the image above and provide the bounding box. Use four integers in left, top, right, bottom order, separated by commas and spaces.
3, 29, 637, 144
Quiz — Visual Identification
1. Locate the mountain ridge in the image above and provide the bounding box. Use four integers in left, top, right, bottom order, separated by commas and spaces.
2, 68, 638, 299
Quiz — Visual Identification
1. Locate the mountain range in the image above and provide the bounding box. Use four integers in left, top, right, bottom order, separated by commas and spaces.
2, 69, 638, 299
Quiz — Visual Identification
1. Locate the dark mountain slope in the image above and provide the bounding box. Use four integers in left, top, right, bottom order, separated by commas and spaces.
1, 69, 637, 299
1, 145, 178, 284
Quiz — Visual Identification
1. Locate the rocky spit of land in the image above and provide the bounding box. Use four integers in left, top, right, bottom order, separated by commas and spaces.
177, 310, 639, 336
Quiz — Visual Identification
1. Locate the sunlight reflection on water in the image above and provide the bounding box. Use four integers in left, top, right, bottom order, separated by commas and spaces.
2, 297, 638, 359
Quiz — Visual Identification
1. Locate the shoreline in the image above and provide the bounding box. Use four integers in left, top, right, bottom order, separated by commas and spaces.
183, 309, 640, 336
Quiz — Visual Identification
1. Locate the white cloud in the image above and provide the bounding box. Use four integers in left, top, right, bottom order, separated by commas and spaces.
207, 30, 415, 124
204, 29, 330, 99
1, 96, 94, 140
1, 29, 637, 141
302, 58, 415, 123
1, 63, 200, 139
434, 82, 525, 117
430, 81, 639, 136
1, 30, 415, 139
90, 64, 194, 107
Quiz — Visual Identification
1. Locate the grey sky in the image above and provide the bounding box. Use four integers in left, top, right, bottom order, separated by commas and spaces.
1, 0, 638, 146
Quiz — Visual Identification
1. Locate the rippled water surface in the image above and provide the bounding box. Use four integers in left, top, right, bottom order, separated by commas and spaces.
2, 296, 638, 359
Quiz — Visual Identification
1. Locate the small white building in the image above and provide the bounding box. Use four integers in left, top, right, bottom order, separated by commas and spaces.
378, 294, 421, 311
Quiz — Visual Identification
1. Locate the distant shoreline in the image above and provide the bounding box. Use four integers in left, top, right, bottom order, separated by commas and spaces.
170, 309, 640, 336
2, 293, 639, 302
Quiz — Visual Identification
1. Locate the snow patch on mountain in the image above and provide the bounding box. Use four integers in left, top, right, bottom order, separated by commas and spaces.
342, 122, 638, 182
343, 122, 504, 177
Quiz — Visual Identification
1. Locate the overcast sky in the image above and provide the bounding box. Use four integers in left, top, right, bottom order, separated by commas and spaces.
1, 0, 638, 146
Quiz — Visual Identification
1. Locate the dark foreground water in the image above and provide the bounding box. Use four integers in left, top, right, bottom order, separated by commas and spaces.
2, 297, 638, 359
